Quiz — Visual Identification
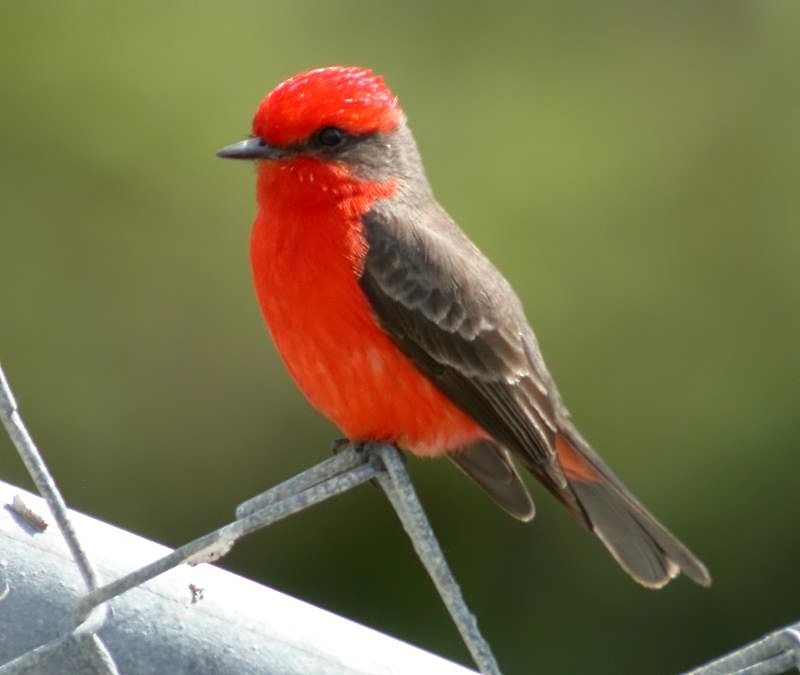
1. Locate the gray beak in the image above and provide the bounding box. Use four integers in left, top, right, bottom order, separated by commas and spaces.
216, 137, 283, 160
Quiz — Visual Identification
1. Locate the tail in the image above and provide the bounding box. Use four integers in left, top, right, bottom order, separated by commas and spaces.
548, 425, 711, 589
450, 431, 711, 588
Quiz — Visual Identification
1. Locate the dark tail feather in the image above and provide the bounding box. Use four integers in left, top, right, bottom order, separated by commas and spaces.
568, 479, 709, 588
449, 440, 535, 522
555, 426, 711, 589
449, 429, 710, 588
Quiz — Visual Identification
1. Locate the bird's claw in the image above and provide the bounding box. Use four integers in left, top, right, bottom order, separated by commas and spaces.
329, 437, 351, 455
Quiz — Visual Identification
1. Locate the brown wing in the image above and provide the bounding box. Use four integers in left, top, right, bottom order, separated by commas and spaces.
448, 439, 535, 522
359, 201, 711, 588
359, 203, 573, 498
359, 202, 586, 519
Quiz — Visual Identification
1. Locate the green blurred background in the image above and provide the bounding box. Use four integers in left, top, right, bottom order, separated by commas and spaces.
1, 2, 798, 673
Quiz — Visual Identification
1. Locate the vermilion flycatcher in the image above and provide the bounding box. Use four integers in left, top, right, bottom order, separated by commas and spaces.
218, 66, 710, 589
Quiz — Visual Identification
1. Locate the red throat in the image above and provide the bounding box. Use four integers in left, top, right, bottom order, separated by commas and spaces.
250, 158, 486, 455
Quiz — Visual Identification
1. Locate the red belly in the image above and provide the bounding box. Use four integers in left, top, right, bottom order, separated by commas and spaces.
250, 163, 484, 456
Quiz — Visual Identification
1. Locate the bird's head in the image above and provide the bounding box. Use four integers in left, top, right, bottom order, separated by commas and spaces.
218, 66, 425, 186
251, 66, 400, 146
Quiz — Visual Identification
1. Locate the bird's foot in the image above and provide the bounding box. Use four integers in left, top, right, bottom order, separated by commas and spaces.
329, 437, 369, 457
359, 442, 408, 476
329, 437, 351, 455
329, 439, 409, 487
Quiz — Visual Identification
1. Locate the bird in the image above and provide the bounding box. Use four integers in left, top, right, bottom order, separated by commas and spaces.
217, 65, 710, 589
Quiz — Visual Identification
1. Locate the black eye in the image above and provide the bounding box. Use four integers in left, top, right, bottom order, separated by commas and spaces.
315, 126, 347, 149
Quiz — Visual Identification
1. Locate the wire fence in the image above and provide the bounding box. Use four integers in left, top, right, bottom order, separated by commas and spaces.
685, 624, 800, 675
1, 359, 798, 674
0, 362, 477, 674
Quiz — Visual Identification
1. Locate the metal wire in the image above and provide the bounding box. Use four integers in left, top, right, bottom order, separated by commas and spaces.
0, 478, 477, 674
373, 444, 501, 675
0, 363, 117, 675
3, 359, 799, 675
0, 361, 481, 674
686, 624, 800, 675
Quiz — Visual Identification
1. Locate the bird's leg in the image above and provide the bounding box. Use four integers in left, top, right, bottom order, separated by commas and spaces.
330, 438, 397, 489
329, 436, 353, 455
367, 443, 501, 675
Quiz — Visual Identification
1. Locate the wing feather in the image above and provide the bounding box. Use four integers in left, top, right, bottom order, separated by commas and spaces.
358, 202, 710, 588
359, 205, 569, 494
